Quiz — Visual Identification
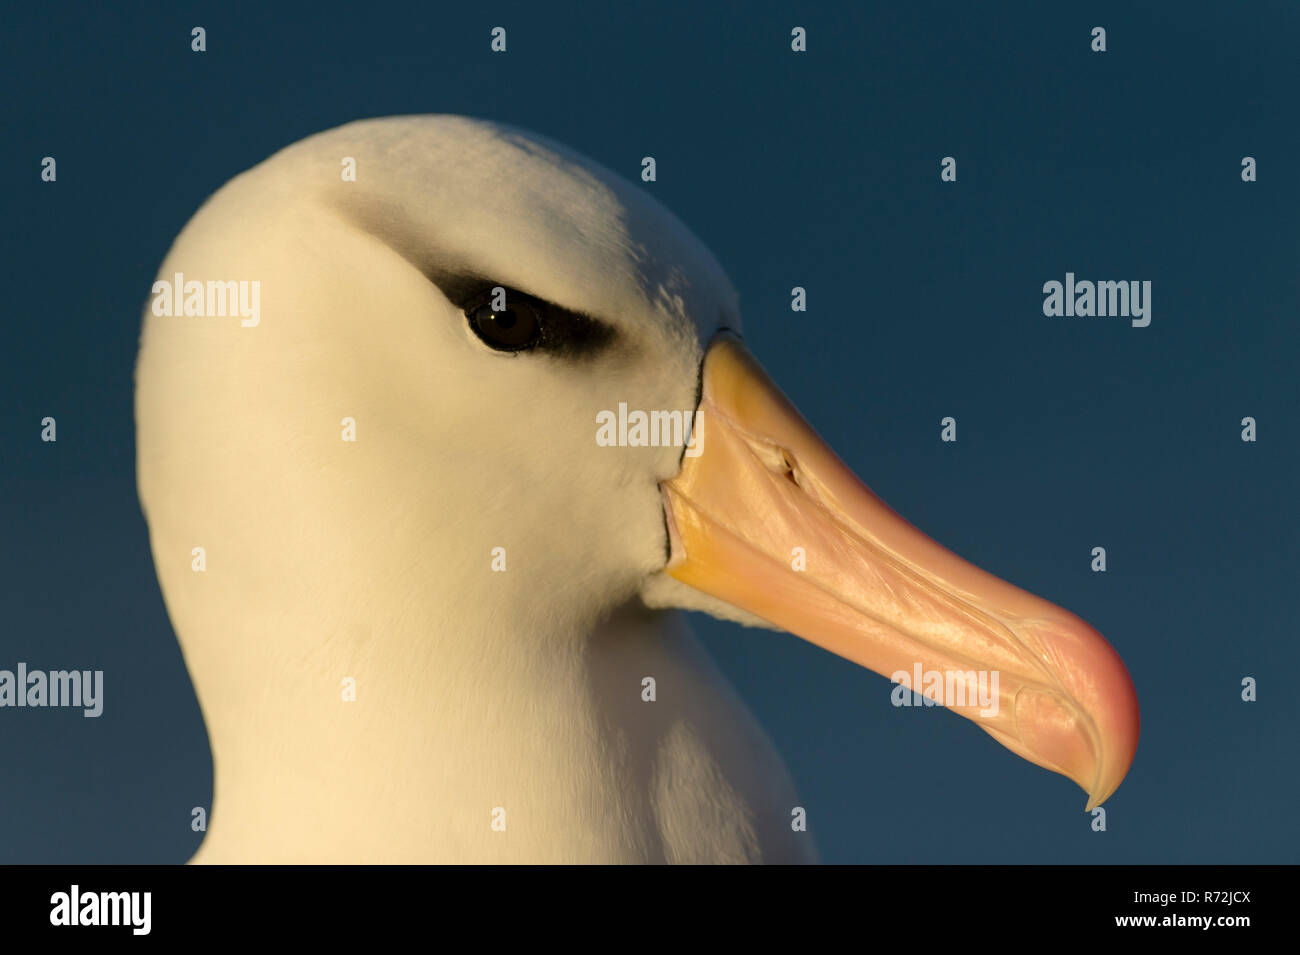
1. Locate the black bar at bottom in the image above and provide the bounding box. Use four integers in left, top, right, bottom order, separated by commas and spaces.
0, 864, 1285, 940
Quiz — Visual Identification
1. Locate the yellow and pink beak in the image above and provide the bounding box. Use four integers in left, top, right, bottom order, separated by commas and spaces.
662, 337, 1140, 809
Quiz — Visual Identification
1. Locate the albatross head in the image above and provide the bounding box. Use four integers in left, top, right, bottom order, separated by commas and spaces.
136, 116, 1138, 859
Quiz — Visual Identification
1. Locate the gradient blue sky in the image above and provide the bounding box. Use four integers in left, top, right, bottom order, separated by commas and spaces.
1, 0, 1297, 862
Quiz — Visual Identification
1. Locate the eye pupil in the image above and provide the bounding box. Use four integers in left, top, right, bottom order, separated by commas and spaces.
468, 293, 541, 351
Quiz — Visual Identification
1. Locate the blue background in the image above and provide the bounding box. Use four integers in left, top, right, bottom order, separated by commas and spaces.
1, 0, 1296, 863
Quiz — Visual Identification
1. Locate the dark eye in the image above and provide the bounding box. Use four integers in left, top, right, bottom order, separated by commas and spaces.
467, 289, 543, 352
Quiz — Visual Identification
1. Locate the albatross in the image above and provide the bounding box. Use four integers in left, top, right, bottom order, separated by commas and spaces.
135, 115, 1140, 863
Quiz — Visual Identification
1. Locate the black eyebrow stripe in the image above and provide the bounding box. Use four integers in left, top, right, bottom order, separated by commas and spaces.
539, 305, 618, 356
463, 284, 618, 359
330, 201, 618, 360
436, 273, 500, 311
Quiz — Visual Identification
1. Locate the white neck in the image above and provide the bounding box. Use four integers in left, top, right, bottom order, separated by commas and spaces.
187, 595, 812, 863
